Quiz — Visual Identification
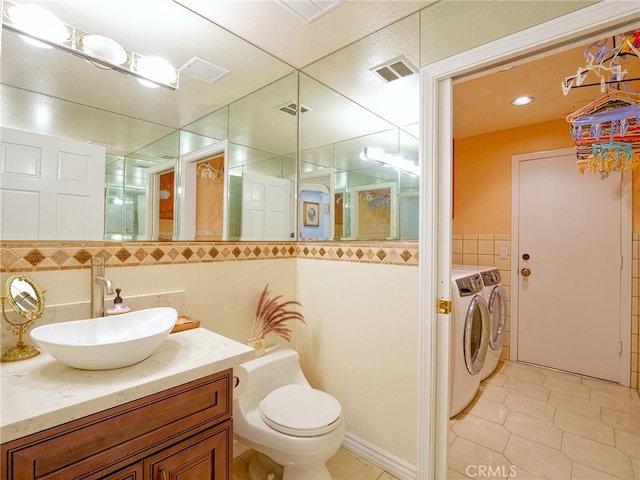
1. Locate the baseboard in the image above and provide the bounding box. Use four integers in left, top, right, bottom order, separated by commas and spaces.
342, 432, 417, 480
233, 432, 417, 480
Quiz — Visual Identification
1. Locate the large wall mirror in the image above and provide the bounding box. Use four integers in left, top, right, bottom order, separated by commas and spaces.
0, 2, 420, 242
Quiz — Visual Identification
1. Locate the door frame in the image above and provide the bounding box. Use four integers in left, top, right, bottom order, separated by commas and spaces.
350, 181, 398, 240
145, 160, 176, 241
419, 4, 639, 479
300, 167, 336, 239
177, 140, 228, 241
510, 147, 632, 385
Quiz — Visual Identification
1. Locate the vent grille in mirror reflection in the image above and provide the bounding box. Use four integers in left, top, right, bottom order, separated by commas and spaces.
276, 101, 312, 116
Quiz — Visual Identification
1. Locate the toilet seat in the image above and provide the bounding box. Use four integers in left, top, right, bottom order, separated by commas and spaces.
259, 384, 342, 437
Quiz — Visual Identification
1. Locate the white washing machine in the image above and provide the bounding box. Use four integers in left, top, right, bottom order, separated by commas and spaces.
452, 265, 508, 380
449, 270, 490, 417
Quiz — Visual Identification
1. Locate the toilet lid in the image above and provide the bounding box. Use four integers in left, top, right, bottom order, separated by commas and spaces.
259, 384, 342, 437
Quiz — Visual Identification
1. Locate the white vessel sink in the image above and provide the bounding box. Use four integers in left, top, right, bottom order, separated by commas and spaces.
30, 307, 178, 370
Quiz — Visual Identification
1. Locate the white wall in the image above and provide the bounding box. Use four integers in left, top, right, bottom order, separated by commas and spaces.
18, 259, 298, 344
295, 259, 419, 465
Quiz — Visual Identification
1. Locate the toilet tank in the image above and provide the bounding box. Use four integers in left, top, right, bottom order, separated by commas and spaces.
234, 345, 309, 408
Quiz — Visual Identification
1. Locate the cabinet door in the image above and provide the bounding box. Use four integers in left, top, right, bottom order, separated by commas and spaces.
146, 423, 230, 480
100, 462, 143, 480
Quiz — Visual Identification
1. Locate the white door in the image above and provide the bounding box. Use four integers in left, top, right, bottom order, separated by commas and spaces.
241, 172, 292, 240
513, 148, 628, 382
1, 127, 105, 240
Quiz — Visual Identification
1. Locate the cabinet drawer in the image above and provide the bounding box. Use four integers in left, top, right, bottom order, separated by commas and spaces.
2, 369, 232, 480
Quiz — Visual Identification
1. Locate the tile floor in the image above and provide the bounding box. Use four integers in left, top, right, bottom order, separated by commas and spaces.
233, 447, 399, 480
233, 360, 640, 480
449, 361, 640, 480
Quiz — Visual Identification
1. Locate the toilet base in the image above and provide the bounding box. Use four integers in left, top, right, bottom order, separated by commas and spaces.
248, 452, 333, 480
248, 453, 282, 480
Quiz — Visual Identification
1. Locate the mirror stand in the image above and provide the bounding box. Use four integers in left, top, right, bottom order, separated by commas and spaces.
1, 295, 40, 361
0, 277, 44, 362
1, 274, 46, 362
0, 296, 40, 362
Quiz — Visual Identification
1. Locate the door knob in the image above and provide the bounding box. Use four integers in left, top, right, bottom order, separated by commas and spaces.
521, 268, 531, 277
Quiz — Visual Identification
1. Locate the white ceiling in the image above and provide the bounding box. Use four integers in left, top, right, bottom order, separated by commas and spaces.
175, 0, 434, 69
1, 0, 638, 159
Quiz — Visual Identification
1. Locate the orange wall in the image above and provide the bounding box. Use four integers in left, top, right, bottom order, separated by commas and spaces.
453, 118, 639, 234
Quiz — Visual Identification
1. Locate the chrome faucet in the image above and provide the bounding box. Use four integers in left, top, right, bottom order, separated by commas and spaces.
91, 257, 115, 318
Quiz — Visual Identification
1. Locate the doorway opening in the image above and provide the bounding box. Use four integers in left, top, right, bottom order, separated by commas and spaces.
418, 4, 639, 479
195, 155, 225, 241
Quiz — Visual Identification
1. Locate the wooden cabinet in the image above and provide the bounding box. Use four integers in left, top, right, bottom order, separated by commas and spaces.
1, 370, 232, 480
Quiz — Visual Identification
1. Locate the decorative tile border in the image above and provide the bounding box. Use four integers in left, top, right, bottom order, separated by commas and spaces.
0, 240, 419, 272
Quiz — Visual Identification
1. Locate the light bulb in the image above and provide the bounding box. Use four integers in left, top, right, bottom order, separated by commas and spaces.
135, 56, 177, 88
6, 4, 68, 49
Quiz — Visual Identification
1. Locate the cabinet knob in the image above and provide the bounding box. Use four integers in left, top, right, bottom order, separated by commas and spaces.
159, 466, 168, 480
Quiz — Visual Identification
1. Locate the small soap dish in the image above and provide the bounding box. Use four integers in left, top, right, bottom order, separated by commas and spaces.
171, 316, 200, 333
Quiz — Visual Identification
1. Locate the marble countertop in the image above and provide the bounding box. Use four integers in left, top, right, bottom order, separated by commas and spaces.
1, 328, 255, 443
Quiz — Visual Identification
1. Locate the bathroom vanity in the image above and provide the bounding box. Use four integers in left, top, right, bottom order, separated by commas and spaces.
0, 328, 254, 480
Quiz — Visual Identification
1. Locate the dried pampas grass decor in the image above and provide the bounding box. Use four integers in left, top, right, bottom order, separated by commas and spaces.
249, 284, 306, 356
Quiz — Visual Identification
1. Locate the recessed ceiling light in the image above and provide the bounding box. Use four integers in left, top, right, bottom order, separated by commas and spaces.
512, 96, 535, 106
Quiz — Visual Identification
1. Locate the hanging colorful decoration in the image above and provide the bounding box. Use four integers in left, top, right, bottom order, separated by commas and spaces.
358, 190, 391, 210
562, 30, 640, 177
196, 158, 224, 180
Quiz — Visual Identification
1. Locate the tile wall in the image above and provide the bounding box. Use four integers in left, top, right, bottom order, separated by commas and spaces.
453, 233, 640, 392
0, 240, 419, 272
3, 234, 637, 392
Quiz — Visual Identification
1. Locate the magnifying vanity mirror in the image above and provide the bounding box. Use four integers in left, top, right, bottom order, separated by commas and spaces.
1, 274, 45, 362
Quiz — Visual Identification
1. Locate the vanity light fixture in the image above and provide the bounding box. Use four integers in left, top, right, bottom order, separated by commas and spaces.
79, 35, 127, 67
2, 2, 179, 90
360, 147, 420, 176
511, 95, 535, 106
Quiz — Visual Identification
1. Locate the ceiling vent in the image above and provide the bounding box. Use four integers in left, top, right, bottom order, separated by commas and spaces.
370, 56, 418, 83
276, 101, 313, 116
132, 162, 153, 169
179, 56, 229, 84
275, 0, 344, 24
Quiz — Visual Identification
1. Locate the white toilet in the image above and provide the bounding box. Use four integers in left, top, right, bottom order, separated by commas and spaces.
233, 345, 346, 480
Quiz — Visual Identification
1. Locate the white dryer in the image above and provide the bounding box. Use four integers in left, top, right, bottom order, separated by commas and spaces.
450, 270, 490, 417
452, 265, 508, 380
478, 268, 507, 379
